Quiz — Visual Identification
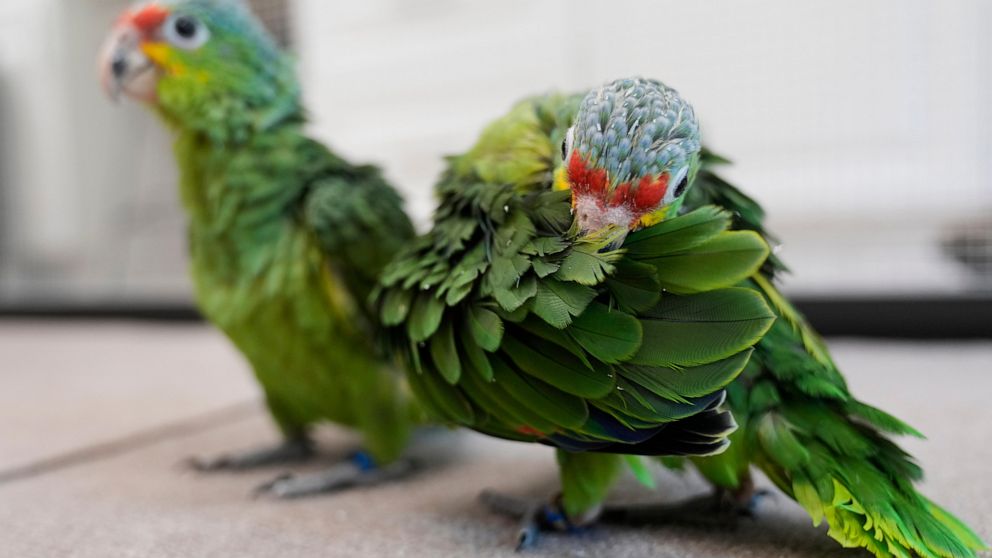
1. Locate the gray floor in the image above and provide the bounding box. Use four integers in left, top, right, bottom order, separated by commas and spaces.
1, 322, 989, 558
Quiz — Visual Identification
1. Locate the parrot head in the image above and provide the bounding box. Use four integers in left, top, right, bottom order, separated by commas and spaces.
99, 0, 295, 134
554, 78, 701, 234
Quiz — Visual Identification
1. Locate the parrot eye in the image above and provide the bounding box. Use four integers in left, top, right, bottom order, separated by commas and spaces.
663, 166, 690, 204
164, 15, 210, 50
561, 127, 575, 162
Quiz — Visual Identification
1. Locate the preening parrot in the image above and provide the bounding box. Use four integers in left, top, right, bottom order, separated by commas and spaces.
378, 79, 774, 544
98, 0, 422, 496
378, 78, 986, 557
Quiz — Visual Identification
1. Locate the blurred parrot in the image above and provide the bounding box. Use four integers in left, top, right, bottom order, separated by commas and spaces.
98, 0, 421, 496
377, 78, 985, 557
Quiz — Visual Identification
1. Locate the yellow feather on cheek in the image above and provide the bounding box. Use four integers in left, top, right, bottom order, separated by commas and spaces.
637, 206, 670, 229
553, 166, 570, 192
141, 43, 183, 73
140, 42, 209, 83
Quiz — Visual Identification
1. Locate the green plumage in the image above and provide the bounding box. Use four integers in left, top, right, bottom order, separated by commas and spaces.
678, 153, 986, 558
382, 80, 984, 557
379, 92, 775, 518
141, 1, 420, 465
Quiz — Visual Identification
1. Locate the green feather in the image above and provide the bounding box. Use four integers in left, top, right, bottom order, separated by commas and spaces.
624, 205, 730, 258
605, 259, 662, 313
554, 245, 621, 286
460, 325, 494, 382
514, 318, 593, 368
623, 351, 751, 403
493, 274, 538, 312
407, 292, 445, 342
567, 302, 643, 364
467, 305, 504, 352
460, 357, 558, 434
490, 356, 589, 430
531, 280, 597, 329
429, 320, 461, 384
647, 231, 770, 294
501, 335, 615, 399
407, 362, 474, 425
631, 289, 775, 367
380, 287, 412, 326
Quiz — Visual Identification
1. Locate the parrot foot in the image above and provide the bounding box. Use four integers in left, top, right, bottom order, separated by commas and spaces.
478, 491, 578, 551
717, 485, 774, 518
709, 474, 773, 518
253, 452, 416, 499
186, 436, 313, 472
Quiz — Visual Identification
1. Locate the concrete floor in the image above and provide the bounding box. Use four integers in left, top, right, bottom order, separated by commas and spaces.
1, 322, 990, 558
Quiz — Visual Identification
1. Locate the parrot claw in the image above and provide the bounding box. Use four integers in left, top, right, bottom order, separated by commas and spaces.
736, 488, 774, 517
516, 513, 540, 552
712, 475, 773, 518
479, 491, 574, 551
250, 472, 295, 498
186, 436, 314, 472
253, 453, 417, 499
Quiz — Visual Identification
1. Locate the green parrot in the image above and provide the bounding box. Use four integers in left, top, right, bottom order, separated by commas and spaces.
378, 78, 985, 557
377, 78, 775, 545
99, 0, 421, 496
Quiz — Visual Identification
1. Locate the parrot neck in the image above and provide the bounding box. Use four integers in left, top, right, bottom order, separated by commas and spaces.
156, 88, 303, 146
171, 120, 308, 235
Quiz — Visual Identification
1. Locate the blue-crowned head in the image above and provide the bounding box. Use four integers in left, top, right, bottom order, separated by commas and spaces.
555, 78, 702, 234
98, 1, 295, 135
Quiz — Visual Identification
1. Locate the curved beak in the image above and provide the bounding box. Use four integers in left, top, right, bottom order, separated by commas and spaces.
98, 6, 167, 103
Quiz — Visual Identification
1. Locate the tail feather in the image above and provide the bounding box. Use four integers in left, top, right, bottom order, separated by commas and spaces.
755, 397, 985, 558
809, 477, 984, 558
685, 151, 985, 558
746, 287, 984, 557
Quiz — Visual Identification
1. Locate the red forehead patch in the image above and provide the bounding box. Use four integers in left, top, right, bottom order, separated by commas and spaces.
131, 4, 169, 33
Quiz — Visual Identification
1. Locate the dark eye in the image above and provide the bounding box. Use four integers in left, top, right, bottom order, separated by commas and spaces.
164, 14, 210, 50
561, 127, 575, 162
674, 176, 689, 197
174, 16, 197, 39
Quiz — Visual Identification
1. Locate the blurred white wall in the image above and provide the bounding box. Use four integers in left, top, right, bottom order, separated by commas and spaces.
1, 0, 989, 303
0, 0, 185, 302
